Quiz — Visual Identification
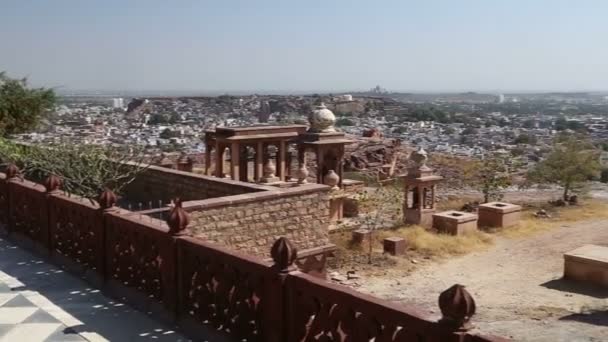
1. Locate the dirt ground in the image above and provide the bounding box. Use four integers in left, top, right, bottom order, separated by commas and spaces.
356, 219, 608, 342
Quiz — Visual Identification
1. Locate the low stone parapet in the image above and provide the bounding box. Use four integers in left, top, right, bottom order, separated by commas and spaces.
478, 202, 522, 228
432, 211, 478, 235
564, 244, 608, 288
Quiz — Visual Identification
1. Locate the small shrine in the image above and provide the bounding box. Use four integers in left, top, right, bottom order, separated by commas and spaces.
402, 148, 443, 227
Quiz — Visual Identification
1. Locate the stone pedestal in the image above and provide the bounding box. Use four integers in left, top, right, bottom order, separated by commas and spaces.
383, 237, 407, 256
404, 208, 435, 228
478, 202, 522, 228
343, 196, 359, 218
329, 196, 344, 222
432, 211, 478, 236
564, 244, 608, 288
352, 229, 370, 245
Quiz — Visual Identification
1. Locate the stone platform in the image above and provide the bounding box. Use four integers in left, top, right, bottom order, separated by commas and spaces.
478, 202, 522, 228
432, 211, 478, 235
564, 244, 608, 288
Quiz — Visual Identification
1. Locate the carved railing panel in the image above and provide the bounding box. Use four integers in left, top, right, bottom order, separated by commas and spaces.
286, 272, 460, 342
48, 193, 103, 272
177, 236, 280, 341
8, 179, 48, 247
105, 211, 176, 310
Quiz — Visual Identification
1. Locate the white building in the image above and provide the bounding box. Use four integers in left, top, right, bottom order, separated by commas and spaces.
112, 98, 125, 109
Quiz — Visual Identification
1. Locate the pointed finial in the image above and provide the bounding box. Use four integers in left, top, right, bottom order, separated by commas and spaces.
5, 164, 19, 179
166, 198, 189, 235
438, 284, 476, 330
98, 188, 117, 210
270, 237, 297, 273
44, 174, 62, 193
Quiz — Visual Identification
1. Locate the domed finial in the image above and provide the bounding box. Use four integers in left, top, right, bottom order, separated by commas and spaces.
98, 188, 117, 210
270, 237, 297, 273
308, 102, 336, 133
166, 198, 190, 236
438, 284, 476, 330
410, 147, 428, 168
44, 174, 62, 193
5, 164, 19, 179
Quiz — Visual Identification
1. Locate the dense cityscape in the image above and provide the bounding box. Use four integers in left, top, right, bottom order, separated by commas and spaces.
17, 89, 608, 173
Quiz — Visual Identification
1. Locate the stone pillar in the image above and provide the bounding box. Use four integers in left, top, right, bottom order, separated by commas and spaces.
230, 142, 240, 181
255, 141, 264, 182
278, 140, 286, 181
239, 145, 248, 182
204, 144, 212, 175
214, 143, 225, 177
316, 146, 325, 185
285, 149, 293, 181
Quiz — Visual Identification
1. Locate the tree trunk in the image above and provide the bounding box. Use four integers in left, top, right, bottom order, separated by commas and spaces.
563, 184, 570, 202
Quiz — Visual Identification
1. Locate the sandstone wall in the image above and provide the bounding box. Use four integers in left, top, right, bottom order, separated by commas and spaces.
123, 164, 276, 204
184, 184, 331, 256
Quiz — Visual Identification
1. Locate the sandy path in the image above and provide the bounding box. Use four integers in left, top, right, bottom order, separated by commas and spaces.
359, 220, 608, 342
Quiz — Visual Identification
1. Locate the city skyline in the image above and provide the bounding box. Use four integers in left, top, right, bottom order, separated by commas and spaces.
2, 0, 608, 93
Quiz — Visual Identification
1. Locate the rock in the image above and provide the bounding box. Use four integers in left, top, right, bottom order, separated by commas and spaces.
411, 259, 418, 264
346, 270, 360, 280
330, 272, 347, 282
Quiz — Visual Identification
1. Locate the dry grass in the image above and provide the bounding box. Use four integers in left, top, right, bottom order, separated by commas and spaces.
376, 226, 494, 258
498, 199, 608, 238
330, 225, 494, 272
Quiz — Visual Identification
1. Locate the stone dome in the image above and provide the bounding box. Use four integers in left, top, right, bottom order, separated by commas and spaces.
308, 102, 336, 133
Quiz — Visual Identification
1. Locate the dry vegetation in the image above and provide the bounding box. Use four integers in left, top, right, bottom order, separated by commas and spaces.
330, 197, 608, 276
498, 199, 608, 238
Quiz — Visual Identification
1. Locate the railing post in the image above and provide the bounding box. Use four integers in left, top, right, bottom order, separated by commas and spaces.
98, 188, 117, 286
167, 197, 189, 320
4, 164, 20, 235
269, 237, 298, 342
438, 284, 477, 342
43, 174, 62, 254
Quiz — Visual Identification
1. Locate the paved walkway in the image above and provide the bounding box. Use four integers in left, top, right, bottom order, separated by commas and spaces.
0, 238, 189, 341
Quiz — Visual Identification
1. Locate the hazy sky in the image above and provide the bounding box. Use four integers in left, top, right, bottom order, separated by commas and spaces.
2, 0, 608, 93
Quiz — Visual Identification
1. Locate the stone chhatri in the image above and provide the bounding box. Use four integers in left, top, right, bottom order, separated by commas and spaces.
167, 198, 190, 235
438, 284, 476, 330
308, 102, 336, 133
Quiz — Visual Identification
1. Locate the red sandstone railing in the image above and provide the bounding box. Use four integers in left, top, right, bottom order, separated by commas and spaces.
0, 166, 508, 342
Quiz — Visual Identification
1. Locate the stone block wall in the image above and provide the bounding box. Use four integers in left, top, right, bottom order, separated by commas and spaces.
122, 164, 276, 204
184, 184, 331, 256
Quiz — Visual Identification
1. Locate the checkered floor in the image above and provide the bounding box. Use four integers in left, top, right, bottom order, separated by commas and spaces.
0, 282, 86, 341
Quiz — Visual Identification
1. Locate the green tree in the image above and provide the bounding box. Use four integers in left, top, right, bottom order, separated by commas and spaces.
0, 72, 56, 135
335, 117, 355, 126
513, 133, 537, 145
528, 134, 600, 201
0, 139, 148, 200
467, 154, 512, 203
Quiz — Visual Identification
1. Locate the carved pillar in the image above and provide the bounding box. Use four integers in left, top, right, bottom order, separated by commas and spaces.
215, 143, 225, 177
316, 146, 325, 185
204, 144, 212, 176
285, 148, 294, 181
277, 140, 286, 181
255, 141, 264, 182
417, 185, 424, 210
239, 145, 248, 182
230, 142, 240, 181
